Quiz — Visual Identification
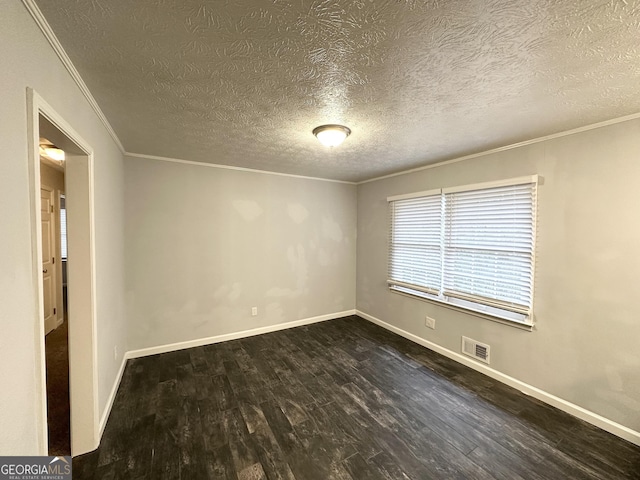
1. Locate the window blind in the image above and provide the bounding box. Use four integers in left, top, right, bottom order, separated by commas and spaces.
388, 193, 442, 295
443, 182, 536, 314
387, 177, 537, 323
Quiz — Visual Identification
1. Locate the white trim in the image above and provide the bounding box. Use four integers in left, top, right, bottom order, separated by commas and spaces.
355, 309, 640, 447
126, 310, 356, 359
530, 180, 539, 324
358, 113, 640, 185
388, 287, 534, 330
87, 147, 100, 454
99, 355, 128, 438
27, 89, 49, 455
387, 188, 441, 202
125, 152, 357, 185
441, 174, 538, 194
21, 0, 125, 153
28, 88, 100, 456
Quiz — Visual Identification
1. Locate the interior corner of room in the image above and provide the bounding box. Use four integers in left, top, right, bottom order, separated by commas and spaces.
3, 0, 640, 477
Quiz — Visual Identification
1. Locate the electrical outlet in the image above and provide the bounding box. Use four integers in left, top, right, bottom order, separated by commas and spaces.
425, 316, 436, 329
251, 307, 258, 316
114, 345, 119, 360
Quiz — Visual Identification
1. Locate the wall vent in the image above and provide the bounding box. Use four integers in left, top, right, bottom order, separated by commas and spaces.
462, 336, 490, 364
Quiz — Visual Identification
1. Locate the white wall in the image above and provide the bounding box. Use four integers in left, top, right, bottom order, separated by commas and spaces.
0, 1, 126, 454
125, 157, 357, 350
357, 118, 640, 433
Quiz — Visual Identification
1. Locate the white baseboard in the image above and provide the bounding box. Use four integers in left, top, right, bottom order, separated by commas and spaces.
98, 354, 128, 438
126, 309, 356, 359
356, 309, 640, 447
44, 316, 63, 335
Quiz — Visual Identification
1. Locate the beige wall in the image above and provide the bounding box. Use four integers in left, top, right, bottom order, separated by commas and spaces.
40, 162, 65, 191
0, 1, 126, 454
124, 156, 357, 350
357, 118, 640, 433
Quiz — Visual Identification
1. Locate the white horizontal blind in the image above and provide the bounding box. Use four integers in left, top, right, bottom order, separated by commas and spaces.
388, 194, 442, 294
443, 182, 535, 314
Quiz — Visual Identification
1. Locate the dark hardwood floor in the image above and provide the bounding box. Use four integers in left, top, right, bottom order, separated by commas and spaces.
73, 316, 640, 479
45, 319, 71, 456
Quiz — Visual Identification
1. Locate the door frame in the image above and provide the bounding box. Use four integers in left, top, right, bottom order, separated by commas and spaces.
27, 88, 99, 456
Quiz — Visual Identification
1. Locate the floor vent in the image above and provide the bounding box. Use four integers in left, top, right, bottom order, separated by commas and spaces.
462, 336, 490, 364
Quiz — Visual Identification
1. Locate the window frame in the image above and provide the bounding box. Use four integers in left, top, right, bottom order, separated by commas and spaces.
387, 175, 538, 329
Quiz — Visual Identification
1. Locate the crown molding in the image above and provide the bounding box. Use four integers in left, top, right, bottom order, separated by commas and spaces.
22, 0, 125, 153
358, 111, 640, 185
23, 0, 640, 185
125, 152, 357, 185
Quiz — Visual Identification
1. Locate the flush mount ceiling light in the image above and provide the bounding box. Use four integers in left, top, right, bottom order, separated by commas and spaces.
39, 138, 66, 163
313, 124, 351, 147
43, 147, 65, 162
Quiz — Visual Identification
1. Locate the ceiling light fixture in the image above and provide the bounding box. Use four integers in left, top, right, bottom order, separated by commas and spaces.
39, 139, 66, 163
313, 124, 351, 147
43, 147, 66, 162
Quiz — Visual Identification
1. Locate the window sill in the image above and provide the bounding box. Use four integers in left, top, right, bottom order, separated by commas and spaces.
389, 286, 534, 331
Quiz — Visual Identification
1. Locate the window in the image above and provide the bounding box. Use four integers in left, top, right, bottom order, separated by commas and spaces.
60, 195, 67, 260
388, 176, 537, 325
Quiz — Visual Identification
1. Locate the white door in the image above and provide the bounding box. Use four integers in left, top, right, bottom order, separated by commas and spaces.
41, 186, 57, 334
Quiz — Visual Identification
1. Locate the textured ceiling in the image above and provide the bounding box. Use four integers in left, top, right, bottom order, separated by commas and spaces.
35, 0, 640, 182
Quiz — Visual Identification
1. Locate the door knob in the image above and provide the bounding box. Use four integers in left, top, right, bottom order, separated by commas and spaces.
43, 269, 47, 273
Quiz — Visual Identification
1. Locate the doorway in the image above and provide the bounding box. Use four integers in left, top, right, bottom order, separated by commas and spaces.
40, 154, 70, 455
28, 89, 99, 457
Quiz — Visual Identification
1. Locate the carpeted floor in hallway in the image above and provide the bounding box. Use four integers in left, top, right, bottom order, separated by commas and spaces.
45, 319, 71, 456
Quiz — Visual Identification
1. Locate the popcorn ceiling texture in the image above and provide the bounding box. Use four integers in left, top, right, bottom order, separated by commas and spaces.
35, 0, 640, 181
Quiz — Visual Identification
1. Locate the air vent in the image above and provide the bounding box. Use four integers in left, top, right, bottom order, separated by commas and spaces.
462, 336, 490, 364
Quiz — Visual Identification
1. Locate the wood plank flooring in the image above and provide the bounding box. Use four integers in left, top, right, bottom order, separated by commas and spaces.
73, 316, 640, 479
45, 319, 71, 456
